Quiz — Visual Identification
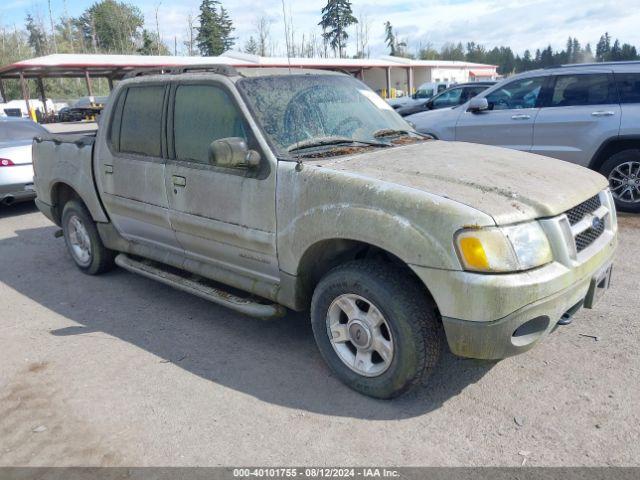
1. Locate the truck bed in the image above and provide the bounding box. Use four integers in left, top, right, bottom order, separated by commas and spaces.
33, 131, 108, 225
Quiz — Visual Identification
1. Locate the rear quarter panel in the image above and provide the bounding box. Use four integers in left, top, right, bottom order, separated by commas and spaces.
33, 137, 109, 223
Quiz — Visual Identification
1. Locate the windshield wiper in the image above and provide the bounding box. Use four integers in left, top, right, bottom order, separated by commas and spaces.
287, 136, 390, 152
372, 128, 413, 139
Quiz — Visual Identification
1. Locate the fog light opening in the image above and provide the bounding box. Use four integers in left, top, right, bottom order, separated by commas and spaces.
512, 316, 550, 347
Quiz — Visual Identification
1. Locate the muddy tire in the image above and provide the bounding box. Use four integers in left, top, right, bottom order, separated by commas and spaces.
61, 200, 115, 275
311, 260, 442, 399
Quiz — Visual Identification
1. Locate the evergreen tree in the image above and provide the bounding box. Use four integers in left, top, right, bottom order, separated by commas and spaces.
244, 36, 258, 54
596, 32, 611, 61
318, 0, 357, 57
197, 0, 221, 55
620, 43, 638, 60
196, 0, 234, 56
218, 6, 235, 51
137, 29, 169, 55
384, 21, 395, 56
571, 38, 582, 62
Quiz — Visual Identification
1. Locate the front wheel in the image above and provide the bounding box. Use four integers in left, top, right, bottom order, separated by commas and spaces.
61, 200, 115, 275
600, 149, 640, 213
310, 260, 442, 399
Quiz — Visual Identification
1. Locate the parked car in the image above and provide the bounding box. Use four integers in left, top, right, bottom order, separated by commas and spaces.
397, 82, 495, 117
0, 117, 48, 206
408, 62, 640, 212
387, 81, 451, 110
33, 67, 617, 398
57, 107, 86, 122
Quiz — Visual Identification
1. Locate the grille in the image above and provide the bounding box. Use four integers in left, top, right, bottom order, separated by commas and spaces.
566, 195, 602, 225
575, 220, 606, 252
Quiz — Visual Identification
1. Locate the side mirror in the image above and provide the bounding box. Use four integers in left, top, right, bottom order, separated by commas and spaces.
467, 97, 489, 113
208, 137, 260, 169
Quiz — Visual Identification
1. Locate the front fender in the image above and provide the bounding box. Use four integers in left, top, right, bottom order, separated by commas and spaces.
276, 162, 493, 275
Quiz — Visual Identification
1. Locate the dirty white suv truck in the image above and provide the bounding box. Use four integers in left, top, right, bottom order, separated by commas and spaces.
33, 66, 618, 398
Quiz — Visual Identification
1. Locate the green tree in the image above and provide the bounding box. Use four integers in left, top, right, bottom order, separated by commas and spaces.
218, 6, 235, 51
596, 32, 611, 61
440, 42, 465, 61
76, 0, 144, 53
137, 29, 169, 55
384, 21, 395, 55
25, 14, 48, 56
319, 0, 357, 57
196, 0, 234, 56
244, 36, 258, 54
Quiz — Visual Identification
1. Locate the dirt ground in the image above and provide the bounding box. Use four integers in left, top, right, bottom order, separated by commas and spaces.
0, 202, 638, 467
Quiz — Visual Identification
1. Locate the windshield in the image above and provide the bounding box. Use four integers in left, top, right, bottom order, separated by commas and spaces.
0, 121, 47, 142
237, 74, 413, 156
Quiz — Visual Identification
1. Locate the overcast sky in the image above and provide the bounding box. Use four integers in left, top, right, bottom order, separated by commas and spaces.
2, 0, 639, 57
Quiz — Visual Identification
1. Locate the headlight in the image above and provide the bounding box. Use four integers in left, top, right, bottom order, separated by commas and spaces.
455, 222, 553, 273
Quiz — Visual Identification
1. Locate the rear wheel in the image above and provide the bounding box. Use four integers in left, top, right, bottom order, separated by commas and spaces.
61, 200, 115, 275
311, 260, 442, 399
600, 149, 640, 213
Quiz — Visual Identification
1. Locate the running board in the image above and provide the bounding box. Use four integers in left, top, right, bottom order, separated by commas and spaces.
115, 254, 286, 319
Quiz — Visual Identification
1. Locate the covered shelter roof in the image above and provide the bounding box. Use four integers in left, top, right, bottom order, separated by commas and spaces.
0, 52, 497, 80
0, 53, 252, 80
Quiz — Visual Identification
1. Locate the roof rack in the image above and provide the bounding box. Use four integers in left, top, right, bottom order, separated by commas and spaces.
122, 67, 172, 79
544, 60, 640, 69
170, 64, 238, 76
122, 64, 239, 79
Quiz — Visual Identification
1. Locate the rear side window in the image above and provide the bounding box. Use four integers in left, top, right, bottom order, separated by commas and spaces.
549, 74, 615, 107
173, 84, 247, 164
119, 86, 164, 157
615, 73, 640, 104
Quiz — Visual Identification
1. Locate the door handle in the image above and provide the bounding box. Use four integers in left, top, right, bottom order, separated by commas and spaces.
104, 164, 113, 174
172, 175, 186, 187
591, 111, 615, 117
511, 114, 531, 120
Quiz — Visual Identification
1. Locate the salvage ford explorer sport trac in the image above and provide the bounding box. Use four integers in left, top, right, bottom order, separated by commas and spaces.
32, 66, 617, 399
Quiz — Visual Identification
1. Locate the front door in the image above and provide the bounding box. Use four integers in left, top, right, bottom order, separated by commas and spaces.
95, 84, 181, 251
164, 81, 279, 286
455, 76, 547, 151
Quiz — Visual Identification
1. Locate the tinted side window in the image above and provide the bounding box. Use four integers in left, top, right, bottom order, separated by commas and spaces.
432, 88, 463, 108
485, 77, 545, 110
173, 84, 247, 164
615, 73, 640, 104
549, 74, 615, 107
467, 86, 488, 98
108, 89, 127, 151
119, 86, 164, 157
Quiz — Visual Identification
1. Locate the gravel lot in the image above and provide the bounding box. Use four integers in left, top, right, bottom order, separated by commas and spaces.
0, 202, 638, 467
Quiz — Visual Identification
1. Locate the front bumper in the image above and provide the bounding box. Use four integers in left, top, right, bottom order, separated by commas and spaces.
411, 225, 617, 360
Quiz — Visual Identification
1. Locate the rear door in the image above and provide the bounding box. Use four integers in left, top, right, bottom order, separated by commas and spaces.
614, 70, 640, 138
532, 70, 620, 166
95, 84, 181, 251
455, 75, 546, 151
164, 80, 279, 284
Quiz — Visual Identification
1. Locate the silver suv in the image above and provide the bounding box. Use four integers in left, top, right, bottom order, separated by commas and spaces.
408, 62, 640, 212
